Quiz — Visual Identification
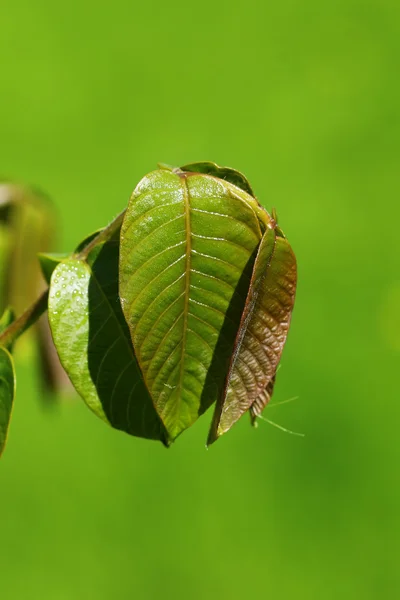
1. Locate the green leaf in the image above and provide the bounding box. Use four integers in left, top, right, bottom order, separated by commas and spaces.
0, 346, 16, 457
38, 227, 105, 298
0, 306, 15, 333
38, 253, 68, 285
48, 232, 169, 445
180, 161, 256, 197
0, 306, 16, 351
119, 168, 274, 440
208, 233, 297, 444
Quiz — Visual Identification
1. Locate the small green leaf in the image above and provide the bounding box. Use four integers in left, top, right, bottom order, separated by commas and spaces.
0, 306, 16, 351
48, 233, 169, 444
180, 161, 256, 197
208, 233, 297, 444
0, 306, 15, 333
0, 346, 16, 457
38, 253, 68, 285
119, 168, 274, 440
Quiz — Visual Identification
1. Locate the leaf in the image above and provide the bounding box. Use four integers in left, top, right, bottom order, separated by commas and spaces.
3, 184, 56, 314
119, 168, 274, 440
180, 161, 256, 197
38, 228, 106, 285
208, 234, 297, 444
0, 306, 15, 333
249, 373, 276, 425
48, 231, 169, 444
0, 306, 16, 351
38, 253, 68, 285
0, 183, 70, 396
0, 346, 16, 457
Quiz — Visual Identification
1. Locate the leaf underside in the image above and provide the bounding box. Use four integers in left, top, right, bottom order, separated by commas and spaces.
249, 373, 276, 425
208, 234, 297, 444
180, 162, 255, 197
119, 169, 273, 440
48, 232, 169, 444
0, 346, 16, 457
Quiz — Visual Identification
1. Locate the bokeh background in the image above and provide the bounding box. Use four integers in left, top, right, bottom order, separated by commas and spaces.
1, 1, 399, 598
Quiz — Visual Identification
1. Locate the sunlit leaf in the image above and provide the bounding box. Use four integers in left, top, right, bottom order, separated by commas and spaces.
119, 168, 274, 440
0, 346, 16, 457
208, 234, 297, 444
48, 231, 169, 444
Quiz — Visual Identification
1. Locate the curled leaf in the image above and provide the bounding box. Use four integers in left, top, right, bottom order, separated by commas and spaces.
208, 234, 297, 444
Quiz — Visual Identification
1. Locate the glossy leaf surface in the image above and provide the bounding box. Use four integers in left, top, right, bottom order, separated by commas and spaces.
48, 233, 169, 444
0, 346, 16, 457
119, 169, 273, 440
208, 234, 297, 443
38, 253, 68, 285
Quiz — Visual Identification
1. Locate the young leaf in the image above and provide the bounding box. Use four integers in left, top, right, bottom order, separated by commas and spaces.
0, 306, 15, 333
0, 346, 16, 457
0, 306, 16, 352
208, 234, 297, 444
48, 233, 169, 444
180, 162, 255, 197
119, 169, 273, 440
38, 253, 69, 285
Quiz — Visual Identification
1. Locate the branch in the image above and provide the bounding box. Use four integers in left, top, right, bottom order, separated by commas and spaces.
75, 209, 126, 260
0, 289, 49, 348
0, 209, 127, 347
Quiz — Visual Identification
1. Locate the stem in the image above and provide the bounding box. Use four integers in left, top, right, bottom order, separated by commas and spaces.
0, 208, 127, 347
0, 289, 49, 347
75, 209, 126, 260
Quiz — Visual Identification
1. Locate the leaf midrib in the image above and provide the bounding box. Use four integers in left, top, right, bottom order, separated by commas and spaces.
183, 171, 267, 235
172, 175, 192, 424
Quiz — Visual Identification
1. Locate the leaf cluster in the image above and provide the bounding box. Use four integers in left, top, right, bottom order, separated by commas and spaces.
0, 163, 297, 455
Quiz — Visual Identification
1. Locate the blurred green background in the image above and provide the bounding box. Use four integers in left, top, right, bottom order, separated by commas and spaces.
1, 1, 399, 598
